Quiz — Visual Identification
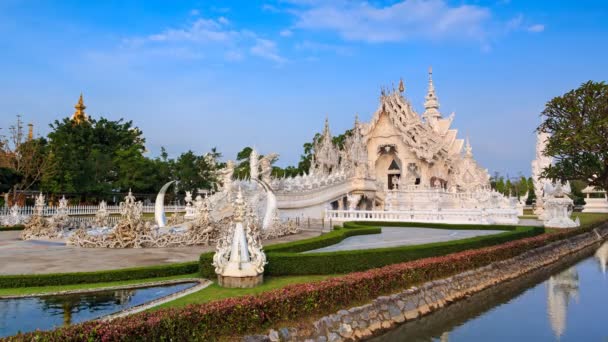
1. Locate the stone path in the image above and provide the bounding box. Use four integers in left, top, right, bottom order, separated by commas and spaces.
306, 227, 503, 253
0, 230, 321, 275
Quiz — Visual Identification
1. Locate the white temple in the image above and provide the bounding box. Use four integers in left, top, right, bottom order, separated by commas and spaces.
257, 68, 518, 224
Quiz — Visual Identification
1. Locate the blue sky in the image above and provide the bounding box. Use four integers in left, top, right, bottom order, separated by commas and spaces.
1, 0, 607, 178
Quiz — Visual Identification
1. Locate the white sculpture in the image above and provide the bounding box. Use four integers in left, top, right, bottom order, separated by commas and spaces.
155, 181, 175, 227
531, 131, 553, 218
219, 160, 235, 193
543, 181, 579, 228
259, 153, 279, 184
213, 188, 266, 288
250, 149, 259, 181
1, 204, 24, 226
184, 191, 195, 219
95, 200, 110, 227
346, 193, 362, 211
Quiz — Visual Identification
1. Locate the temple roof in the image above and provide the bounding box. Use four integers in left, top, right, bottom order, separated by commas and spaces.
364, 88, 463, 164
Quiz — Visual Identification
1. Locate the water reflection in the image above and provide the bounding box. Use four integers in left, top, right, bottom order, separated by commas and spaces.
373, 241, 608, 341
595, 242, 608, 274
547, 268, 578, 338
0, 282, 196, 337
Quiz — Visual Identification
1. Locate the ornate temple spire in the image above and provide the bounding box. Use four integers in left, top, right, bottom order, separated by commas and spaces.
465, 136, 473, 157
72, 93, 88, 124
423, 66, 441, 124
323, 115, 331, 136
27, 123, 33, 141
398, 78, 405, 93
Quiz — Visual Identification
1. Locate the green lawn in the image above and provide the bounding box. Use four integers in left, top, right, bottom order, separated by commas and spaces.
573, 212, 608, 228
154, 274, 336, 309
0, 273, 197, 296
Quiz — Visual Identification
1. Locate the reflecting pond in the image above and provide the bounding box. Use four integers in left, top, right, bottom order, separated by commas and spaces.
373, 242, 608, 342
0, 282, 197, 337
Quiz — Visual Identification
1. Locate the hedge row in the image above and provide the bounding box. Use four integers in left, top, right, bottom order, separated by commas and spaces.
199, 223, 543, 278
0, 225, 25, 231
10, 225, 595, 342
0, 261, 199, 289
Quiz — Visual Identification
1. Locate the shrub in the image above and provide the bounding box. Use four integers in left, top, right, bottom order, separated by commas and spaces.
0, 261, 199, 289
10, 225, 595, 342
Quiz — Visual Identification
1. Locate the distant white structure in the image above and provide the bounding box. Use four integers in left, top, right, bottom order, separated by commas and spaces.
582, 186, 608, 213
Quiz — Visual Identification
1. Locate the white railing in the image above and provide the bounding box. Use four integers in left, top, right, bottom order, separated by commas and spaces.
0, 205, 186, 217
326, 208, 519, 225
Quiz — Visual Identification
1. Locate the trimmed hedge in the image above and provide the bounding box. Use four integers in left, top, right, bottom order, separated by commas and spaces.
0, 261, 198, 289
0, 225, 25, 231
10, 225, 600, 342
199, 222, 544, 278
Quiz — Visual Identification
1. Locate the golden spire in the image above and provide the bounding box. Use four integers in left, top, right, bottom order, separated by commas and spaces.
27, 123, 33, 141
72, 93, 88, 124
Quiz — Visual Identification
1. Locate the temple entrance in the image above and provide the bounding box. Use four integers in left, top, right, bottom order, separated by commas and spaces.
387, 159, 401, 189
374, 147, 402, 190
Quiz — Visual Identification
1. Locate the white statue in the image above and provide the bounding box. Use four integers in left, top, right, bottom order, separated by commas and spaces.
95, 200, 109, 227
219, 160, 235, 192
531, 132, 553, 218
250, 149, 259, 181
543, 181, 579, 228
259, 153, 279, 184
213, 188, 266, 287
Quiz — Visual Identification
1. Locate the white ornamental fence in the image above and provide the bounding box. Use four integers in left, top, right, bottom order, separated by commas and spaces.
325, 208, 519, 225
0, 205, 186, 217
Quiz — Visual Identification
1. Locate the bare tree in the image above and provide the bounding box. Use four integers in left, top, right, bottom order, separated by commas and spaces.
0, 115, 53, 202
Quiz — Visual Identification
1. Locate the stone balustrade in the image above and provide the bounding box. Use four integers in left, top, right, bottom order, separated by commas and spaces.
326, 208, 519, 225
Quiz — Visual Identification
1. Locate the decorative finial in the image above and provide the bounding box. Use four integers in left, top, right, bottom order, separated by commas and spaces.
27, 123, 33, 141
465, 136, 473, 157
429, 65, 433, 75
398, 78, 405, 93
423, 66, 441, 123
72, 93, 88, 124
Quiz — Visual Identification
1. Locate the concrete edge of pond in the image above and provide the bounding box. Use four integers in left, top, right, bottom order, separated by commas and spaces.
99, 278, 212, 321
0, 278, 208, 300
244, 225, 608, 342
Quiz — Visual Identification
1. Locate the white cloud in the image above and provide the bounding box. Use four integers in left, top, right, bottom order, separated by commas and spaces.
189, 9, 200, 16
295, 40, 352, 55
527, 24, 545, 33
122, 16, 285, 64
290, 0, 491, 43
280, 29, 293, 37
262, 4, 280, 13
250, 39, 287, 64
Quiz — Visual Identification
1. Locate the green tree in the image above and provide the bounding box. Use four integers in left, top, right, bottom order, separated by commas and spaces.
42, 117, 147, 201
538, 81, 608, 190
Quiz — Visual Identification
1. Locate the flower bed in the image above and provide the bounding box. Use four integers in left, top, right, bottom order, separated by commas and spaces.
7, 224, 598, 341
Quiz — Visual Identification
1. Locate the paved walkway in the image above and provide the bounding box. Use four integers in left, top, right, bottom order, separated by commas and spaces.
0, 230, 322, 275
306, 227, 504, 253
